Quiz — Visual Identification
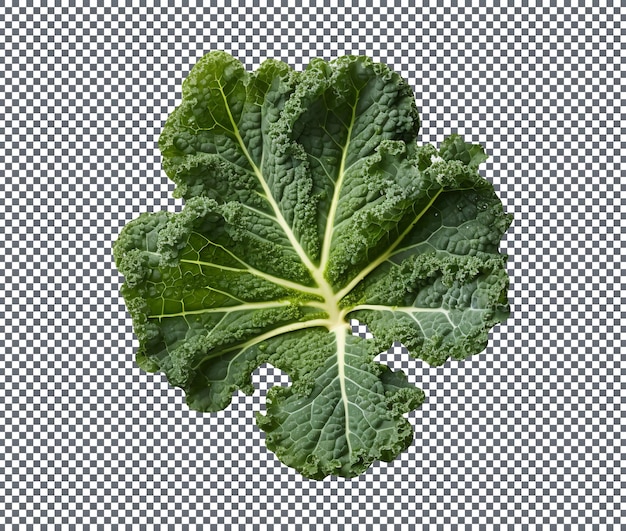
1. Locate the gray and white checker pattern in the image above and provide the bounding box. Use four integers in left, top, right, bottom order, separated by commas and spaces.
1, 1, 623, 527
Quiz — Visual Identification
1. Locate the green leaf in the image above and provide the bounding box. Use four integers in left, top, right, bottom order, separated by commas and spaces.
114, 52, 512, 479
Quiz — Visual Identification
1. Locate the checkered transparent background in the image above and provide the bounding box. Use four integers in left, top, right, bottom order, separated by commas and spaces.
1, 1, 623, 527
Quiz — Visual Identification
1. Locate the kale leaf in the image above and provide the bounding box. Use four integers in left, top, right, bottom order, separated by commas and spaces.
114, 52, 512, 479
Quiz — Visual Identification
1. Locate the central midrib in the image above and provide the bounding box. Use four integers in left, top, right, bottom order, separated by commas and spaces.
191, 85, 357, 456
333, 324, 353, 457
